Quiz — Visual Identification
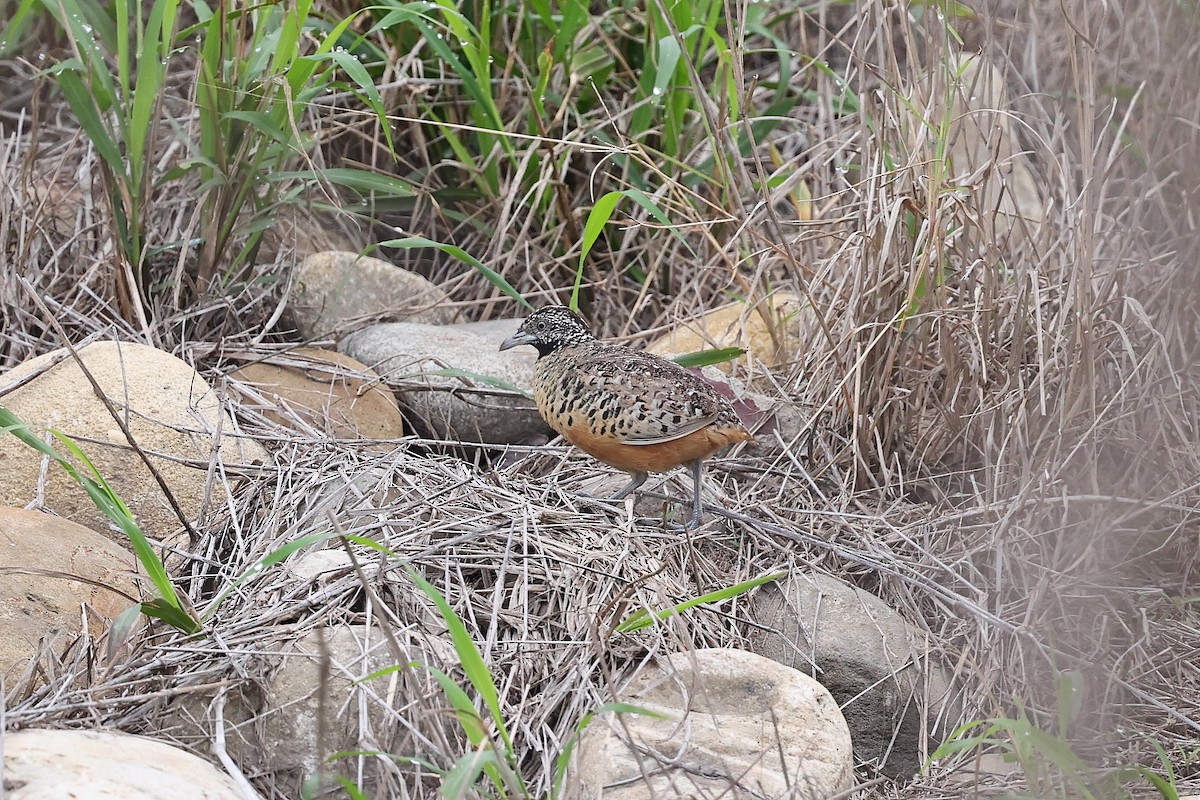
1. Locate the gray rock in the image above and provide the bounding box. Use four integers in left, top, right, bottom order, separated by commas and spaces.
567, 648, 854, 800
289, 250, 455, 337
339, 322, 550, 444
749, 573, 962, 780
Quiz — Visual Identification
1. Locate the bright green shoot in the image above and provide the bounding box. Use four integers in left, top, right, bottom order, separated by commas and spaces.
0, 406, 200, 635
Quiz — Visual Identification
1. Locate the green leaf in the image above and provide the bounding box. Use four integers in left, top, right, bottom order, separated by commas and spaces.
53, 67, 123, 173
672, 347, 745, 369
403, 565, 515, 757
200, 530, 343, 621
377, 237, 530, 310
141, 597, 202, 634
442, 748, 498, 800
616, 572, 785, 634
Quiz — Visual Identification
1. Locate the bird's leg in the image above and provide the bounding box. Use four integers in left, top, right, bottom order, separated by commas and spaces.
609, 471, 648, 501
685, 458, 705, 530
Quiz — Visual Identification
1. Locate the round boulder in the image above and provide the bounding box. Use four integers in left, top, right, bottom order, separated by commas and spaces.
567, 648, 853, 800
2, 727, 255, 799
0, 506, 142, 680
339, 321, 550, 444
228, 347, 406, 442
0, 341, 267, 545
0, 340, 265, 546
289, 250, 455, 337
749, 573, 962, 780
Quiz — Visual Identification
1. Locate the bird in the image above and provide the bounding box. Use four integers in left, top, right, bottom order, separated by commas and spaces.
499, 305, 752, 528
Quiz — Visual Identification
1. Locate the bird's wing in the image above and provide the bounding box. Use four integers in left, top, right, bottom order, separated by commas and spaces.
575, 352, 723, 446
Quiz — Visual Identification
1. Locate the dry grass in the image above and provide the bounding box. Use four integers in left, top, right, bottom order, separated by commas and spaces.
2, 0, 1200, 797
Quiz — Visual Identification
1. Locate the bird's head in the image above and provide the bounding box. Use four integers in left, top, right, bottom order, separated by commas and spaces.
499, 305, 595, 358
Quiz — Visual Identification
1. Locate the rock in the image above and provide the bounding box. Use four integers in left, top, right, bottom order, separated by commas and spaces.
0, 506, 142, 679
905, 54, 1045, 249
288, 548, 353, 583
1, 727, 256, 799
450, 317, 525, 342
289, 250, 455, 337
258, 624, 454, 797
567, 648, 854, 800
645, 292, 815, 372
339, 322, 551, 444
748, 573, 961, 780
228, 347, 406, 442
0, 341, 267, 546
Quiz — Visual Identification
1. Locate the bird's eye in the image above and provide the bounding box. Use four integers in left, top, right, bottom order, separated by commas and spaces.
535, 320, 547, 331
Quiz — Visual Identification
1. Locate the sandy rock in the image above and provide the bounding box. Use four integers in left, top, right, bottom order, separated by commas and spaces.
645, 292, 815, 372
0, 341, 267, 546
339, 322, 550, 444
259, 624, 453, 797
568, 648, 854, 800
288, 548, 353, 583
289, 251, 454, 337
0, 506, 142, 679
228, 347, 406, 442
906, 54, 1045, 249
25, 173, 90, 241
749, 573, 962, 780
1, 727, 256, 799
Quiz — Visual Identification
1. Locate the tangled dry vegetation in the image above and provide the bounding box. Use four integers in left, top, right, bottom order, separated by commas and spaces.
2, 0, 1200, 797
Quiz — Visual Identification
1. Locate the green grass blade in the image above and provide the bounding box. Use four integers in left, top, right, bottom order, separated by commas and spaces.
52, 66, 124, 173
402, 564, 515, 755
672, 347, 745, 369
377, 236, 530, 309
200, 530, 342, 621
442, 749, 499, 800
271, 167, 415, 197
616, 571, 785, 634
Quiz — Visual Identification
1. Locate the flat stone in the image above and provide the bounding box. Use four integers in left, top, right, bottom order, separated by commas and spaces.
229, 347, 406, 441
339, 321, 550, 444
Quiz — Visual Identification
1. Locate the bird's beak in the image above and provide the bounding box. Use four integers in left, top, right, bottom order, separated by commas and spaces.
499, 330, 536, 351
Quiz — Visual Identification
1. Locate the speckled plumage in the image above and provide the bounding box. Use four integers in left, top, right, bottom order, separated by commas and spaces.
499, 305, 752, 527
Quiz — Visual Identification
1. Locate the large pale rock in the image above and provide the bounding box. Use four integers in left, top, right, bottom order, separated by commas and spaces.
228, 347, 406, 442
645, 292, 815, 372
0, 506, 142, 679
0, 341, 267, 545
2, 728, 255, 799
289, 250, 454, 337
568, 648, 854, 800
749, 573, 961, 780
339, 322, 550, 444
